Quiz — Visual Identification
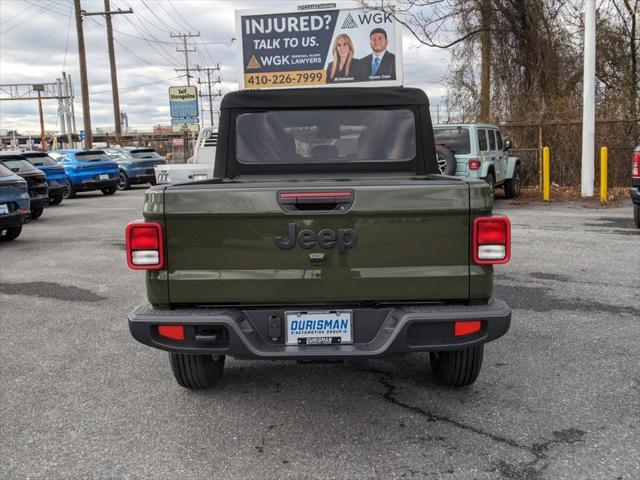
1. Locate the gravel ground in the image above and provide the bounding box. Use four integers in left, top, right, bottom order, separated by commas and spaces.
1, 188, 638, 479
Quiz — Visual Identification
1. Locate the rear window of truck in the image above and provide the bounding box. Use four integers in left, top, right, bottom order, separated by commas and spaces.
433, 127, 471, 155
235, 109, 416, 164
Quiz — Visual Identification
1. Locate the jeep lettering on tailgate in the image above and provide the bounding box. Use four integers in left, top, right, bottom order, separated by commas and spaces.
275, 223, 357, 253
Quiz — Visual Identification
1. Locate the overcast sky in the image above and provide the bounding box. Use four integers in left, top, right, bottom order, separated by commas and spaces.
0, 0, 449, 133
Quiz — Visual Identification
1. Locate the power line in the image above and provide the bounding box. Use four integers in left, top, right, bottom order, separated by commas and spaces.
62, 2, 74, 70
1, 2, 39, 27
2, 0, 69, 35
140, 0, 176, 34
90, 75, 186, 94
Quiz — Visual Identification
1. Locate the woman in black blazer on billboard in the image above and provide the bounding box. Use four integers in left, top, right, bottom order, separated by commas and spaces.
325, 34, 358, 83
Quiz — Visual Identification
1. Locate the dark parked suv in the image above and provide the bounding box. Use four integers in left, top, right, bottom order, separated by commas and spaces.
0, 163, 30, 241
0, 152, 48, 220
20, 151, 68, 205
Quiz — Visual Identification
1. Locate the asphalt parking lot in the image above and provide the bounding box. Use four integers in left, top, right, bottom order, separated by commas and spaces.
1, 188, 639, 480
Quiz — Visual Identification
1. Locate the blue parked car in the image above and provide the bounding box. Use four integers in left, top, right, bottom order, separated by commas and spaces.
0, 162, 30, 241
0, 152, 48, 220
104, 147, 166, 190
21, 151, 68, 205
51, 149, 120, 198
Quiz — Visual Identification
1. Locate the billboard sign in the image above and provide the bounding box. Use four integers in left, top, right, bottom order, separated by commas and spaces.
169, 86, 199, 118
236, 2, 402, 89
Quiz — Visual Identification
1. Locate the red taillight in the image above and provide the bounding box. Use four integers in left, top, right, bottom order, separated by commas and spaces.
632, 151, 640, 177
473, 217, 511, 265
468, 158, 481, 170
126, 221, 164, 270
454, 321, 481, 336
158, 325, 184, 341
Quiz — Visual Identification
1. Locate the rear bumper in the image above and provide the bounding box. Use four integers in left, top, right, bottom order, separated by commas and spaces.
129, 173, 156, 184
72, 178, 119, 192
47, 182, 66, 198
29, 194, 49, 209
0, 211, 28, 229
630, 186, 640, 204
128, 300, 511, 359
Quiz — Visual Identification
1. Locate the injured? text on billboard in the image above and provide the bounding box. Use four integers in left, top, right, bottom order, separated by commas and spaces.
236, 2, 402, 89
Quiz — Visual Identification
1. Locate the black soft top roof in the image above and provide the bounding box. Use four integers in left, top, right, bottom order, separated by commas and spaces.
221, 87, 429, 110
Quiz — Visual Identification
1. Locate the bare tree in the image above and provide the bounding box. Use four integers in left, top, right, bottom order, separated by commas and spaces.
363, 1, 493, 119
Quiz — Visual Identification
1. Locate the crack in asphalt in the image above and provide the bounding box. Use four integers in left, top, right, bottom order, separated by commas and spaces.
359, 368, 586, 480
495, 284, 640, 316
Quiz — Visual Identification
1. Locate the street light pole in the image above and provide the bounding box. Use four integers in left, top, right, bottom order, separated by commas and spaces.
581, 0, 596, 197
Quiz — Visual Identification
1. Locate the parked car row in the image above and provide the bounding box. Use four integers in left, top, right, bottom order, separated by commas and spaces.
0, 147, 166, 241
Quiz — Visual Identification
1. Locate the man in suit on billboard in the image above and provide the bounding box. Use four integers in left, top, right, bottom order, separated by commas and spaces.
356, 28, 396, 82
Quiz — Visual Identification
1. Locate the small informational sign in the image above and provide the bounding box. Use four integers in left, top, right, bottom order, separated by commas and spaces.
169, 86, 199, 118
236, 2, 402, 89
170, 117, 199, 133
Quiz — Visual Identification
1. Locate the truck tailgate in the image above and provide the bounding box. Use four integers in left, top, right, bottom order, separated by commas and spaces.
162, 179, 470, 305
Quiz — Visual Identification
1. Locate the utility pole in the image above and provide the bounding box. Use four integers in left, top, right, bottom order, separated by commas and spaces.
171, 32, 200, 86
195, 65, 222, 128
82, 1, 132, 139
581, 0, 596, 197
33, 84, 47, 150
73, 0, 92, 148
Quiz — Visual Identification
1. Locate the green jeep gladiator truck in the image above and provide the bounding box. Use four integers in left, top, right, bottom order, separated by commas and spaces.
127, 87, 512, 390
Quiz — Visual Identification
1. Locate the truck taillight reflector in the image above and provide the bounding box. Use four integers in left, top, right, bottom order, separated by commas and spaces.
126, 221, 164, 270
158, 325, 184, 341
454, 321, 481, 336
473, 217, 511, 264
632, 151, 640, 177
469, 158, 481, 170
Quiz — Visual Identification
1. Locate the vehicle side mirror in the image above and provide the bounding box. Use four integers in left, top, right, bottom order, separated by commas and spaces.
503, 139, 512, 151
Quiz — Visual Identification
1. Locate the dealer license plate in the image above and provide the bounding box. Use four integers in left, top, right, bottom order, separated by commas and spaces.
99, 174, 109, 180
0, 204, 8, 214
285, 311, 352, 345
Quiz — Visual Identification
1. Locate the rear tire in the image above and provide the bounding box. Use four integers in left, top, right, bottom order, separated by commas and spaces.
0, 226, 22, 241
49, 196, 63, 206
30, 207, 43, 220
634, 204, 640, 228
435, 145, 457, 175
504, 165, 522, 198
485, 173, 496, 201
169, 353, 225, 389
63, 179, 76, 199
118, 171, 130, 190
429, 345, 484, 387
101, 187, 117, 195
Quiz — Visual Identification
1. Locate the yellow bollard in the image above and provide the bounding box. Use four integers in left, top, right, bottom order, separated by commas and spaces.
600, 146, 608, 203
543, 146, 550, 201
